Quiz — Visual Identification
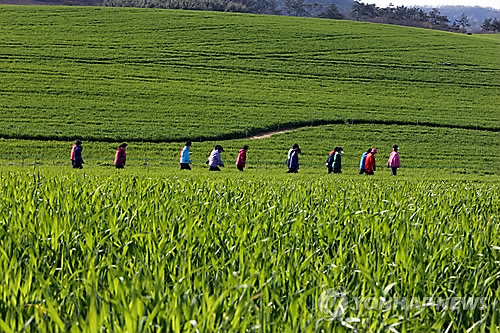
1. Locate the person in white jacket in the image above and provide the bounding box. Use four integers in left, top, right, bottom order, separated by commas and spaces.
208, 145, 225, 171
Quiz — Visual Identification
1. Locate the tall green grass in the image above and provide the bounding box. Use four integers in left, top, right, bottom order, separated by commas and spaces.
0, 170, 499, 332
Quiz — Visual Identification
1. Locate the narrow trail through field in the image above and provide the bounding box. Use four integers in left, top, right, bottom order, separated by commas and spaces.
245, 118, 499, 141
249, 128, 296, 139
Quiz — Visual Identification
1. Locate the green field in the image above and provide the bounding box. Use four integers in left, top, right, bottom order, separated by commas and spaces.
1, 170, 499, 332
0, 6, 499, 142
1, 5, 500, 333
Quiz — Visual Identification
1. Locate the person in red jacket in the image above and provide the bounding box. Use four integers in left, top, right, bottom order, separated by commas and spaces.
236, 145, 249, 171
364, 148, 377, 175
114, 143, 127, 169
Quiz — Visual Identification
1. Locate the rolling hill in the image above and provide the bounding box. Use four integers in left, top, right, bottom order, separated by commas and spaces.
0, 6, 499, 143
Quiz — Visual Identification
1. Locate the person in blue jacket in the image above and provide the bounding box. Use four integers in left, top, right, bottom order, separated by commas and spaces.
287, 147, 301, 173
179, 141, 192, 170
359, 148, 371, 174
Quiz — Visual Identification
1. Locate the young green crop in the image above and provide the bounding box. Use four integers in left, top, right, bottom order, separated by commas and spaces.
0, 6, 499, 142
0, 170, 499, 332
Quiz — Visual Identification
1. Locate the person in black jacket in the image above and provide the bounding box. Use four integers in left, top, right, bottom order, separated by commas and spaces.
71, 140, 84, 169
333, 147, 344, 173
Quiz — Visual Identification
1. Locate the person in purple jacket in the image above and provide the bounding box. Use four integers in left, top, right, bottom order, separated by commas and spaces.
208, 145, 225, 171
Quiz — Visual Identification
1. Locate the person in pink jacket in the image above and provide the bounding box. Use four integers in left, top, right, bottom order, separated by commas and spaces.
236, 145, 249, 172
387, 145, 401, 176
114, 143, 127, 169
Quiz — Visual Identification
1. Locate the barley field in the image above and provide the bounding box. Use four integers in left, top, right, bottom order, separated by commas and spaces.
0, 170, 499, 332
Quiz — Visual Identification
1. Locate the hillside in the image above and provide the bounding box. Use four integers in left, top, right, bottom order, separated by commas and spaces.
0, 6, 499, 144
422, 5, 500, 32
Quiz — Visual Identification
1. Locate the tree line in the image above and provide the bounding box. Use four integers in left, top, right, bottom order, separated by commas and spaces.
101, 0, 500, 33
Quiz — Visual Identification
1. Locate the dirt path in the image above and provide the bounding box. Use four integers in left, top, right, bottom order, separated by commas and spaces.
249, 128, 297, 139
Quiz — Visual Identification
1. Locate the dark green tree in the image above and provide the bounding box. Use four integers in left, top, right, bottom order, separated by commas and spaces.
428, 8, 449, 27
492, 18, 500, 32
317, 4, 344, 19
351, 1, 378, 21
481, 18, 492, 31
454, 13, 470, 31
284, 0, 309, 16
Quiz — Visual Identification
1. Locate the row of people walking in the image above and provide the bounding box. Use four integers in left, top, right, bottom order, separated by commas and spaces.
70, 139, 401, 175
286, 143, 400, 175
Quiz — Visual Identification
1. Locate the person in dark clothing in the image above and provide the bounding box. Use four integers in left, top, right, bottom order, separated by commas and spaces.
326, 147, 338, 174
114, 143, 127, 169
287, 147, 301, 173
286, 143, 299, 166
333, 147, 344, 173
71, 140, 84, 169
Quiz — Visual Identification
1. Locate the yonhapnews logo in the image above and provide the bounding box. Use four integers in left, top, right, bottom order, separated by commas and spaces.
318, 287, 488, 321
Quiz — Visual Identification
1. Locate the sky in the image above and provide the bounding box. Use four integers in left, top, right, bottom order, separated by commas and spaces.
369, 0, 500, 10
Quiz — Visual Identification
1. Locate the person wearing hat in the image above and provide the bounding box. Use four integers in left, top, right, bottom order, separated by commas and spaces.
359, 148, 372, 174
364, 148, 377, 175
114, 143, 127, 169
71, 139, 84, 169
180, 141, 192, 170
208, 145, 225, 171
387, 145, 401, 176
